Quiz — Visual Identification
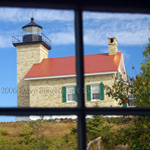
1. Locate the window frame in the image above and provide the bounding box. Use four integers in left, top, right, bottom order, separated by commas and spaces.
66, 86, 76, 103
127, 94, 135, 107
91, 84, 100, 101
0, 1, 150, 150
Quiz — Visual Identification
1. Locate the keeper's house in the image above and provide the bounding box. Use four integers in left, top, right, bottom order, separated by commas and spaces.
13, 18, 127, 111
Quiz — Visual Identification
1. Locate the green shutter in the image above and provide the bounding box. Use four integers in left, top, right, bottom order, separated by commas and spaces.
75, 86, 77, 102
116, 71, 119, 79
123, 103, 127, 107
87, 85, 91, 101
100, 83, 104, 100
62, 86, 66, 103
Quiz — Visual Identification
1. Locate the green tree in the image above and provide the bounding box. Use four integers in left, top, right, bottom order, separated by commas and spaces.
105, 44, 150, 149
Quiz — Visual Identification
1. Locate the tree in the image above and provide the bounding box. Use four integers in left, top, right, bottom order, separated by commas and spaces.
105, 44, 150, 149
106, 44, 150, 107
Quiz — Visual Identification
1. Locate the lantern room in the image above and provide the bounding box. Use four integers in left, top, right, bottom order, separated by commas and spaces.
12, 17, 51, 50
22, 17, 42, 43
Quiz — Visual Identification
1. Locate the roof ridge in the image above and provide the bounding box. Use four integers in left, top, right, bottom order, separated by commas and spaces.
31, 52, 122, 66
46, 52, 122, 60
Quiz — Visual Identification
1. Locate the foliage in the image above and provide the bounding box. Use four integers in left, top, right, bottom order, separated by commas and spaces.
19, 123, 34, 137
105, 116, 131, 125
0, 121, 77, 150
86, 116, 130, 149
0, 133, 6, 149
71, 116, 129, 150
105, 44, 150, 149
0, 46, 149, 150
0, 117, 134, 150
106, 44, 150, 107
0, 129, 10, 136
121, 116, 150, 150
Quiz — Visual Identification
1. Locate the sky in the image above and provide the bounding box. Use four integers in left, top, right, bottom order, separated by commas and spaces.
0, 7, 150, 122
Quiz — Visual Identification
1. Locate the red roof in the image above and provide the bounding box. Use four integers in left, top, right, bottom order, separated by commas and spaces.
24, 52, 122, 79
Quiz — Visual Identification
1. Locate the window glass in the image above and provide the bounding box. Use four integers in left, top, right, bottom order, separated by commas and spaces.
32, 26, 38, 33
66, 86, 75, 102
86, 115, 150, 150
25, 27, 32, 33
127, 94, 135, 107
91, 84, 100, 100
0, 116, 77, 149
0, 7, 76, 120
83, 11, 150, 108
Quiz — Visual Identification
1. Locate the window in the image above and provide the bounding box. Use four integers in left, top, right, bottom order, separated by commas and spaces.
1, 1, 150, 150
87, 83, 104, 101
91, 84, 100, 100
66, 86, 75, 102
127, 94, 135, 107
62, 86, 77, 102
123, 94, 135, 107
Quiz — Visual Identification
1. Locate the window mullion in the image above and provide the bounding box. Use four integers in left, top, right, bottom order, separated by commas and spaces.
75, 8, 86, 150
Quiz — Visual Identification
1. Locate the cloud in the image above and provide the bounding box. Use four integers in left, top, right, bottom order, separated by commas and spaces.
83, 15, 150, 46
83, 29, 149, 46
0, 8, 74, 22
0, 28, 22, 48
83, 11, 150, 21
83, 11, 150, 46
0, 8, 149, 23
49, 32, 75, 45
0, 35, 12, 48
0, 8, 150, 47
33, 9, 74, 22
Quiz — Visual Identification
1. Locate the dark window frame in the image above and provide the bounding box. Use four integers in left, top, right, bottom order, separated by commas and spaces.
1, 1, 150, 150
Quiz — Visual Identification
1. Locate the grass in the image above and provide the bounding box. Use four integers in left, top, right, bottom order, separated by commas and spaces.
0, 117, 131, 150
0, 120, 76, 138
0, 120, 78, 150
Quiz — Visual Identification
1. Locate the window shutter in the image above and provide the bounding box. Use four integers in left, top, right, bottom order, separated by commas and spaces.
86, 85, 91, 101
62, 86, 66, 103
116, 71, 119, 79
75, 86, 77, 102
123, 103, 127, 107
100, 83, 104, 100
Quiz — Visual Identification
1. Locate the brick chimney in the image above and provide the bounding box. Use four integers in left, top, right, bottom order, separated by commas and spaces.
108, 37, 118, 55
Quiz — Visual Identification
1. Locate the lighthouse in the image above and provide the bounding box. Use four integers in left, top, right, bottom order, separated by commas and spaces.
12, 18, 51, 108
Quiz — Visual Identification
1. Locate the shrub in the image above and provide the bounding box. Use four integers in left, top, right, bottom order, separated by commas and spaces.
19, 124, 34, 137
71, 116, 126, 149
105, 44, 150, 149
0, 129, 10, 136
0, 133, 6, 149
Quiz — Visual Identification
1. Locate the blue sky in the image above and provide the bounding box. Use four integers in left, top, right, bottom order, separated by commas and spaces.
0, 7, 150, 121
